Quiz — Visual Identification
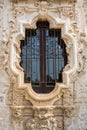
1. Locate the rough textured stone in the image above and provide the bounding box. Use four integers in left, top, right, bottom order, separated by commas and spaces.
0, 0, 87, 130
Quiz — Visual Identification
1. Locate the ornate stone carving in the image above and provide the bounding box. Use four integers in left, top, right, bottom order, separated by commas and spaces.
75, 32, 87, 76
12, 108, 22, 118
11, 0, 77, 3
24, 83, 64, 106
10, 0, 76, 23
9, 20, 18, 37
0, 38, 9, 70
11, 4, 25, 20
35, 1, 49, 15
25, 106, 62, 130
26, 117, 62, 130
14, 42, 23, 71
6, 1, 80, 130
79, 32, 87, 46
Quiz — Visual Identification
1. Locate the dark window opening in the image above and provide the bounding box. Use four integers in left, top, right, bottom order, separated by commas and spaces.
20, 21, 67, 93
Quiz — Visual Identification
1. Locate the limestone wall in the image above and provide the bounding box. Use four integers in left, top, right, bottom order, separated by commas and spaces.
0, 0, 87, 130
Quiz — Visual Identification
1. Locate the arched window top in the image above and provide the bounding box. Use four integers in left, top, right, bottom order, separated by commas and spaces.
20, 21, 67, 93
36, 20, 49, 28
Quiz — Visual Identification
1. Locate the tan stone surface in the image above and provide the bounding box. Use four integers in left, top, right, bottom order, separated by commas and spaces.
0, 0, 87, 130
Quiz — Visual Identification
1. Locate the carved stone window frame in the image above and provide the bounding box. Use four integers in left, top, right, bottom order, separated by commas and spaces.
9, 12, 78, 103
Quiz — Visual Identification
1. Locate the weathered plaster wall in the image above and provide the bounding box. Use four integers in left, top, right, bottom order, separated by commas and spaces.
0, 0, 87, 130
74, 1, 87, 129
0, 1, 11, 130
75, 73, 87, 130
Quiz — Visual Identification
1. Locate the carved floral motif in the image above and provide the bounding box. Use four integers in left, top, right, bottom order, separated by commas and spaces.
10, 0, 76, 21
77, 32, 87, 75
26, 117, 62, 130
25, 107, 62, 130
10, 3, 25, 19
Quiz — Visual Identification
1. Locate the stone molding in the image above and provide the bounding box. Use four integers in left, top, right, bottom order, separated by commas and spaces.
11, 0, 77, 3
10, 8, 78, 87
10, 105, 79, 130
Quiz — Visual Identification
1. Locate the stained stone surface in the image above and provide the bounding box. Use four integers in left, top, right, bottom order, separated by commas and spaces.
0, 0, 87, 130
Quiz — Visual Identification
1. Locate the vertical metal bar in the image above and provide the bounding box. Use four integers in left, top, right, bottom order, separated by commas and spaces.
40, 28, 42, 90
46, 29, 47, 86
35, 30, 37, 84
52, 31, 54, 83
48, 30, 50, 84
30, 30, 32, 83
43, 29, 46, 90
40, 28, 46, 92
40, 29, 42, 91
58, 37, 60, 81
46, 29, 49, 85
25, 30, 27, 82
48, 30, 50, 83
63, 39, 65, 68
38, 29, 40, 88
28, 30, 31, 82
59, 38, 62, 82
60, 30, 62, 82
37, 29, 40, 88
54, 29, 56, 83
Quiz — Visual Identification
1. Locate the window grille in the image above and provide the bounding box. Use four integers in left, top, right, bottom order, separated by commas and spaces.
20, 21, 67, 93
